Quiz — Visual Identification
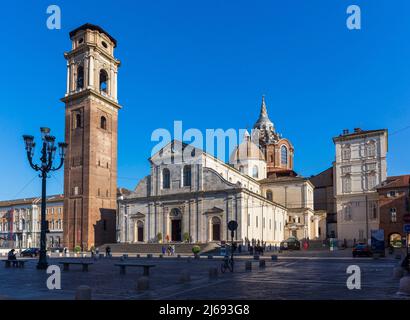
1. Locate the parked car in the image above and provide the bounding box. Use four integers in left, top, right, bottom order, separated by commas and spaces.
20, 248, 40, 257
50, 247, 64, 253
352, 243, 372, 257
280, 237, 301, 250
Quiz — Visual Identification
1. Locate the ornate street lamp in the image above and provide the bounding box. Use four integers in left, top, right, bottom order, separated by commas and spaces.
23, 127, 68, 270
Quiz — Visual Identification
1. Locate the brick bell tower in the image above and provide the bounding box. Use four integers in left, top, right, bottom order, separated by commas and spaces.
62, 24, 121, 250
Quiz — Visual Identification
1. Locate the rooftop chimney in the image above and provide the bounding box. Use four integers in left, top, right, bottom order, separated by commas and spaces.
354, 128, 362, 133
342, 129, 349, 135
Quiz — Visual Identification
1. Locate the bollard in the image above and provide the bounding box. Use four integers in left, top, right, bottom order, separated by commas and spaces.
179, 270, 191, 283
137, 277, 150, 291
271, 255, 278, 261
147, 254, 153, 258
209, 267, 218, 280
159, 254, 163, 258
253, 255, 260, 260
194, 254, 200, 260
393, 267, 404, 280
259, 260, 266, 268
245, 261, 252, 271
136, 254, 140, 258
123, 254, 128, 260
208, 255, 213, 259
397, 276, 410, 296
177, 254, 181, 259
75, 285, 92, 300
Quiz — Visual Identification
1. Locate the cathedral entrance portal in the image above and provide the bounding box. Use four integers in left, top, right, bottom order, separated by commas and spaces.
137, 221, 144, 242
171, 220, 182, 242
170, 208, 182, 242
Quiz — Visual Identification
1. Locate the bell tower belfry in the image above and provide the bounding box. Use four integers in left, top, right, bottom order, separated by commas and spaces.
62, 24, 121, 250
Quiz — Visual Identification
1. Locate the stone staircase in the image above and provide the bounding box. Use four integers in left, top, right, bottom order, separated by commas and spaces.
101, 242, 219, 255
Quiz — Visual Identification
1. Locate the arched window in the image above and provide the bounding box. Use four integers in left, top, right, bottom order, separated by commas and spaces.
281, 145, 288, 165
266, 190, 273, 201
252, 166, 258, 178
75, 113, 81, 128
100, 116, 107, 130
162, 168, 170, 189
183, 165, 191, 187
99, 69, 108, 93
77, 65, 84, 90
239, 165, 244, 173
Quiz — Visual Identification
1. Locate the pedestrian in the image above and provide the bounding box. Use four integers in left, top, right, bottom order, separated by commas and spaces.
96, 247, 99, 256
105, 246, 111, 257
162, 245, 166, 255
7, 249, 17, 261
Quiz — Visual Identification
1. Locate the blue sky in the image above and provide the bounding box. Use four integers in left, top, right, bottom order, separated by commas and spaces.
0, 0, 409, 200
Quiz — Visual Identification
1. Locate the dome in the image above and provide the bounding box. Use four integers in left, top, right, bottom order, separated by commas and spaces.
230, 136, 266, 163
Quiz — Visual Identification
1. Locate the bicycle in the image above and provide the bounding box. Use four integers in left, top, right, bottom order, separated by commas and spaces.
221, 254, 234, 273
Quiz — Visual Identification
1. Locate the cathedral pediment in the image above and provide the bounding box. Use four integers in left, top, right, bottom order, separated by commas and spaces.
203, 207, 224, 215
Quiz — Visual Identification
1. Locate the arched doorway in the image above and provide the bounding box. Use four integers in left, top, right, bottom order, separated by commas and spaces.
211, 216, 221, 241
170, 208, 182, 242
389, 233, 402, 248
137, 220, 144, 242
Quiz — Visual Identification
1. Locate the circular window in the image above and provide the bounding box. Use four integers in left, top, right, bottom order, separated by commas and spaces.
78, 38, 84, 44
102, 41, 108, 48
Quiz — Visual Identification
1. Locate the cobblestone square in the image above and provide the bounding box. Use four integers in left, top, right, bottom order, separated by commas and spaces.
0, 251, 408, 300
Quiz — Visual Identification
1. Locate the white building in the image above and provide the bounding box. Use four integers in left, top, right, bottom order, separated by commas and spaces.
117, 139, 287, 245
117, 97, 325, 244
333, 128, 388, 245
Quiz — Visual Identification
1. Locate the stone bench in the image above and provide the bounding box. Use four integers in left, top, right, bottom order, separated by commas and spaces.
114, 263, 156, 276
2, 259, 29, 268
59, 261, 94, 272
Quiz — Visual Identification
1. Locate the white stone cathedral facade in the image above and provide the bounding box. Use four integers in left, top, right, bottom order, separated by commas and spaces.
117, 97, 326, 244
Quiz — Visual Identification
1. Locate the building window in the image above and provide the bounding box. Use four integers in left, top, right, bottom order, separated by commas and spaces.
365, 141, 376, 157
366, 163, 376, 172
342, 146, 351, 161
369, 202, 377, 220
281, 146, 288, 165
76, 65, 84, 90
239, 165, 244, 173
266, 190, 273, 201
344, 205, 352, 221
389, 191, 397, 197
75, 113, 81, 129
252, 166, 258, 178
269, 219, 272, 230
162, 168, 170, 189
100, 116, 107, 130
342, 176, 351, 193
256, 216, 258, 228
183, 165, 191, 187
247, 214, 250, 227
367, 174, 376, 190
390, 208, 397, 223
341, 166, 351, 174
99, 69, 108, 93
